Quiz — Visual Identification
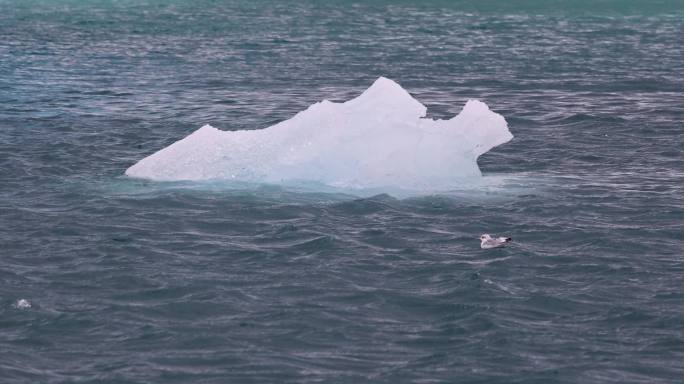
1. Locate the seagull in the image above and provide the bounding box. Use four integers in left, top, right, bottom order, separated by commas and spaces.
13, 299, 31, 309
479, 234, 512, 249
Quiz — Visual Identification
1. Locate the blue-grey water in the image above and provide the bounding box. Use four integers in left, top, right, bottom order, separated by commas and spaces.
2, 1, 684, 382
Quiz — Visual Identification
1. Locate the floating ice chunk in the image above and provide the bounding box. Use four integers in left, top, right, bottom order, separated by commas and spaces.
126, 77, 513, 190
13, 299, 31, 309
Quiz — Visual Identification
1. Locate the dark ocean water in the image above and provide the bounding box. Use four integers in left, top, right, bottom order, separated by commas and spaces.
2, 1, 684, 382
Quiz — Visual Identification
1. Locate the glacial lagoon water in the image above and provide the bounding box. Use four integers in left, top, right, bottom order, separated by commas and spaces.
1, 1, 683, 382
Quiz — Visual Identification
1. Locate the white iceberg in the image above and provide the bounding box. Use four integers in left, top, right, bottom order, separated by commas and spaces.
125, 77, 513, 191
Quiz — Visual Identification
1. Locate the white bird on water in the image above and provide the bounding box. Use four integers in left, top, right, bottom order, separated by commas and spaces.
479, 234, 512, 249
14, 299, 31, 309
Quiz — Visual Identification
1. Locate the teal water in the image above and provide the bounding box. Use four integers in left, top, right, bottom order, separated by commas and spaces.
1, 1, 683, 383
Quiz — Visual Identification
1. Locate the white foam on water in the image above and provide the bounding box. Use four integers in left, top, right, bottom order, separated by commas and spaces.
126, 77, 513, 192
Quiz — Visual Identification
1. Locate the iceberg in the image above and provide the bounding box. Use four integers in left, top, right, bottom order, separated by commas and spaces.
125, 77, 513, 191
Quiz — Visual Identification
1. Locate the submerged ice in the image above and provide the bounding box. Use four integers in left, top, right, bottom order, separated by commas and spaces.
126, 77, 513, 190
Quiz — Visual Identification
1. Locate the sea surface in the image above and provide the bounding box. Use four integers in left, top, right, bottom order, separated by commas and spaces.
1, 1, 684, 383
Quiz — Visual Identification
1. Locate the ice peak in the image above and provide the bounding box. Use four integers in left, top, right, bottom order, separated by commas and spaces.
368, 76, 405, 94
345, 77, 426, 118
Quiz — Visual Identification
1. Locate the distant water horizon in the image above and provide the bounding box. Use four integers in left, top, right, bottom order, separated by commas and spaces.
1, 1, 683, 383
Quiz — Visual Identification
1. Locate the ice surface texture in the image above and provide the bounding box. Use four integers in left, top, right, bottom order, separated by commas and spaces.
126, 77, 513, 190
